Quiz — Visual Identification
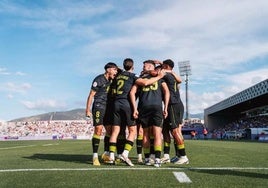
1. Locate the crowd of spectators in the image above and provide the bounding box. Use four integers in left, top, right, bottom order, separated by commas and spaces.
209, 115, 268, 139
1, 116, 267, 140
0, 120, 96, 139
1, 119, 204, 140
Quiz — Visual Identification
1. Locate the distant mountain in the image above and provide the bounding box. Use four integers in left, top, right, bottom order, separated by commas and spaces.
10, 108, 87, 122
9, 108, 204, 122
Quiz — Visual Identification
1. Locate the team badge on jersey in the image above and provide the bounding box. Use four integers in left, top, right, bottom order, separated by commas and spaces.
93, 81, 98, 87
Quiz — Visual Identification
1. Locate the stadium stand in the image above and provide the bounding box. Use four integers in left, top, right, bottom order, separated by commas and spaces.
204, 79, 268, 128
0, 120, 96, 140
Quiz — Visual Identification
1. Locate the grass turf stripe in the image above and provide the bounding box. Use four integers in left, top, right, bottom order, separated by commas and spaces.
0, 167, 268, 172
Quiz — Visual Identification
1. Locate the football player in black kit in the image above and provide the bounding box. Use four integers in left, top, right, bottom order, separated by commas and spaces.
108, 58, 138, 166
130, 60, 170, 167
161, 59, 189, 165
86, 62, 118, 166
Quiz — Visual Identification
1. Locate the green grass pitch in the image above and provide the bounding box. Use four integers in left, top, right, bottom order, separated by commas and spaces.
0, 139, 267, 188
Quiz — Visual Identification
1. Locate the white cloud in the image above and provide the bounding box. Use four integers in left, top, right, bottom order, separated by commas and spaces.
0, 67, 10, 75
0, 68, 27, 76
189, 68, 268, 113
0, 1, 112, 40
81, 1, 268, 72
7, 94, 13, 99
225, 69, 268, 93
3, 82, 31, 93
189, 90, 226, 113
15, 71, 26, 76
21, 99, 66, 111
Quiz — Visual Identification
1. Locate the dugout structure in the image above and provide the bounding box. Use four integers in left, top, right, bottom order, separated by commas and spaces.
204, 79, 268, 129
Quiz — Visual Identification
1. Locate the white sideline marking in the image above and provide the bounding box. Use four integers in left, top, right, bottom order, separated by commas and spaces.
0, 143, 59, 150
0, 145, 36, 150
173, 172, 192, 183
42, 143, 59, 146
0, 167, 268, 172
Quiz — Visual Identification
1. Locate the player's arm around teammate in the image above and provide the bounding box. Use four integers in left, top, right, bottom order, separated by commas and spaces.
130, 60, 170, 167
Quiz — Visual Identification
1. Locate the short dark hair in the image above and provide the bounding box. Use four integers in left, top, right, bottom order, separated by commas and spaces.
163, 59, 174, 68
104, 62, 118, 70
123, 58, 133, 71
143, 60, 155, 67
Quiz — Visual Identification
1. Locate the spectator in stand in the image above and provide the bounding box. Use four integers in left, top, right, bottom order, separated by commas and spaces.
191, 130, 196, 140
203, 127, 208, 140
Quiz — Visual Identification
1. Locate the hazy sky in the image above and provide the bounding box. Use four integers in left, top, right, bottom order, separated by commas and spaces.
1, 0, 268, 121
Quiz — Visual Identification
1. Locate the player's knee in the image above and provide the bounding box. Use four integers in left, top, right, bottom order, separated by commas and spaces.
94, 126, 103, 135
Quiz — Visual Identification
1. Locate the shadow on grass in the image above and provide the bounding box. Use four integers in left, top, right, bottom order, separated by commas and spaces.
190, 169, 268, 180
23, 154, 92, 164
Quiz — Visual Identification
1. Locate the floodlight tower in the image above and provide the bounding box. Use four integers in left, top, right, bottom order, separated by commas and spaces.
178, 61, 191, 120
